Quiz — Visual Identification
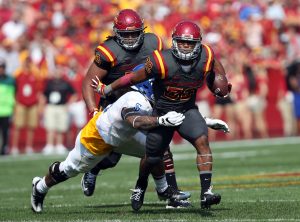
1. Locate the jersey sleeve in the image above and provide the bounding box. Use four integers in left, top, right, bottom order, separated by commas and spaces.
93, 43, 116, 70
120, 93, 152, 120
202, 44, 215, 73
144, 33, 164, 51
145, 50, 168, 80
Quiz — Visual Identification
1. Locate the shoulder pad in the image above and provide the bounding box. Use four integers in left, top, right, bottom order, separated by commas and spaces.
144, 33, 163, 51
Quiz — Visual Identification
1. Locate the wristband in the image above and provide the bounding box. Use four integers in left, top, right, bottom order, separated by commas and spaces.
89, 108, 99, 117
103, 84, 112, 95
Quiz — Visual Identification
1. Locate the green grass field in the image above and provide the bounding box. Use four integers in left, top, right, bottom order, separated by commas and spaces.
1, 137, 300, 222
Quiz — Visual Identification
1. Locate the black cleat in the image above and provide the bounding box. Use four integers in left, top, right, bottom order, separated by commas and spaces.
81, 172, 97, 197
31, 177, 46, 213
201, 186, 221, 209
166, 199, 192, 209
130, 187, 146, 211
157, 185, 187, 201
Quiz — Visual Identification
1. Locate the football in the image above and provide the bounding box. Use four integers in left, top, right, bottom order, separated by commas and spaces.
206, 72, 229, 97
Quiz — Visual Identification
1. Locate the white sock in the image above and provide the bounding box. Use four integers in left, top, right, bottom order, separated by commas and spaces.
36, 177, 49, 194
154, 176, 168, 193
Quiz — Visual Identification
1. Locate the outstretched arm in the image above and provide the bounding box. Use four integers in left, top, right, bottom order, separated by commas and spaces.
92, 68, 149, 96
123, 110, 185, 130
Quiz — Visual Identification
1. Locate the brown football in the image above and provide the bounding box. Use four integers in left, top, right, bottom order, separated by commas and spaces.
206, 73, 229, 97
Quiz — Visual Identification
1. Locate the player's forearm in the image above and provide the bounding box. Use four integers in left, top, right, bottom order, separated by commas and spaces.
213, 59, 226, 75
105, 71, 147, 95
129, 115, 159, 130
82, 74, 98, 112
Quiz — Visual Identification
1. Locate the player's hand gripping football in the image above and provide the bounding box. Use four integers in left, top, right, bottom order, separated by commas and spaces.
158, 111, 185, 127
215, 82, 232, 98
204, 117, 230, 133
91, 76, 107, 96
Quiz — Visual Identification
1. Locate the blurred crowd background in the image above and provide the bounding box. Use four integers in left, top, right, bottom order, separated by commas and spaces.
1, 0, 300, 155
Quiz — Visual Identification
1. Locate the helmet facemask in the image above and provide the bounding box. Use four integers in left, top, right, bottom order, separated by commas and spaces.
172, 38, 201, 60
114, 28, 145, 50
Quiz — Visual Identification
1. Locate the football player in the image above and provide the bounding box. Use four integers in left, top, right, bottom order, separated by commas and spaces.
81, 8, 191, 206
92, 20, 232, 210
31, 78, 230, 213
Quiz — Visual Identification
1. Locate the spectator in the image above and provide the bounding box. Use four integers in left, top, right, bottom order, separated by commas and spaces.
287, 62, 300, 135
65, 59, 87, 148
1, 11, 26, 41
10, 56, 42, 155
0, 58, 15, 155
41, 66, 76, 155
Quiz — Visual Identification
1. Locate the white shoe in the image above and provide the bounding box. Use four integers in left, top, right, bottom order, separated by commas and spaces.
10, 147, 19, 155
42, 144, 55, 155
31, 177, 46, 213
55, 144, 68, 155
25, 147, 34, 155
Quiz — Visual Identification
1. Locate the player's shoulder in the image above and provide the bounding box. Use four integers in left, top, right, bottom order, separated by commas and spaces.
94, 38, 121, 65
95, 38, 120, 56
144, 32, 163, 51
150, 48, 172, 61
123, 91, 151, 105
201, 44, 215, 58
122, 91, 147, 101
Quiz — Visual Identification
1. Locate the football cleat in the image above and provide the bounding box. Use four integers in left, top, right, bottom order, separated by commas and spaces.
177, 190, 191, 200
157, 185, 187, 201
31, 177, 46, 213
201, 186, 221, 209
81, 172, 97, 197
130, 187, 147, 211
166, 199, 192, 209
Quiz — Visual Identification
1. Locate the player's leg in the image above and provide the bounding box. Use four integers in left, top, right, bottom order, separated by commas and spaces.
81, 152, 122, 196
178, 108, 221, 209
163, 148, 191, 200
31, 132, 108, 213
131, 127, 184, 211
0, 117, 9, 155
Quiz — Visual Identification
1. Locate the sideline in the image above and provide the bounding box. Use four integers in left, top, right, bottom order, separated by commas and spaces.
174, 136, 300, 150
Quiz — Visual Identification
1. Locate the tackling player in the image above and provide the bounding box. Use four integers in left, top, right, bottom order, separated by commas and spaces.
91, 20, 232, 210
31, 78, 229, 213
81, 9, 191, 206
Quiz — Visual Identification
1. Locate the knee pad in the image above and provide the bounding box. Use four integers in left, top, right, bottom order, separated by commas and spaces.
49, 161, 69, 183
98, 152, 122, 170
146, 156, 163, 165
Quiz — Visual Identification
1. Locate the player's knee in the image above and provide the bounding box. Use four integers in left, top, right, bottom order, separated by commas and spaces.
98, 152, 122, 170
146, 156, 163, 165
49, 161, 69, 183
163, 149, 173, 161
194, 135, 210, 151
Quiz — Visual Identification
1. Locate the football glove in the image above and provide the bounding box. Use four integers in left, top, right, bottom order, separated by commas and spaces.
91, 76, 107, 96
205, 117, 230, 133
158, 111, 185, 127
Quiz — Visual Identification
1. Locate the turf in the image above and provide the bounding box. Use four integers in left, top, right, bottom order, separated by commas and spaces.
1, 138, 300, 222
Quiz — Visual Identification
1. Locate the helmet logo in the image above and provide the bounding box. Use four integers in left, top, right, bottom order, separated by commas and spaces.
181, 34, 193, 39
126, 26, 137, 31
